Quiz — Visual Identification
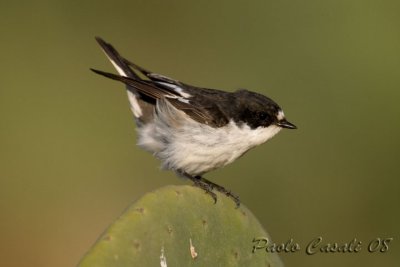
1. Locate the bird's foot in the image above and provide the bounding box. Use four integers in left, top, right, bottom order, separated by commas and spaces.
189, 176, 217, 204
203, 178, 240, 208
186, 174, 240, 208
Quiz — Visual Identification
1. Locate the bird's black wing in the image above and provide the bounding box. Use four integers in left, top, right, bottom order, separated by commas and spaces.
91, 69, 229, 127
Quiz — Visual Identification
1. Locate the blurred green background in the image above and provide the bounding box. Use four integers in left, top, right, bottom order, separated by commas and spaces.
1, 1, 399, 266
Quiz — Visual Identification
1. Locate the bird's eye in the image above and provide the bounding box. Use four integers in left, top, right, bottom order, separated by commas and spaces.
258, 112, 268, 120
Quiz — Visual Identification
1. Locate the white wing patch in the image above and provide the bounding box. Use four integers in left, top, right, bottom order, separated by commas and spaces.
177, 98, 190, 104
157, 82, 192, 98
165, 95, 190, 104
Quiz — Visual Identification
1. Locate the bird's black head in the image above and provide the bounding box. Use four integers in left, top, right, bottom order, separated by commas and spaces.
233, 89, 297, 129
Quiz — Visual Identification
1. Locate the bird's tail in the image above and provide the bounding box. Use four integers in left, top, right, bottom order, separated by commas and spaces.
94, 37, 149, 121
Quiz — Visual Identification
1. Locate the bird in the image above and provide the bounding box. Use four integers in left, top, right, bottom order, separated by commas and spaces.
91, 37, 296, 207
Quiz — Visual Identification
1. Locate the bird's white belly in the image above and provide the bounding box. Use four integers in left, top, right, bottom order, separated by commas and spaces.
138, 119, 281, 175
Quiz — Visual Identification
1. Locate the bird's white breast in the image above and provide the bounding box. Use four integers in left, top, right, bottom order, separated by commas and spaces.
136, 100, 281, 175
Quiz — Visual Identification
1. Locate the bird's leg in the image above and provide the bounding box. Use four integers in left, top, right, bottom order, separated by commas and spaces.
181, 172, 217, 204
198, 176, 241, 208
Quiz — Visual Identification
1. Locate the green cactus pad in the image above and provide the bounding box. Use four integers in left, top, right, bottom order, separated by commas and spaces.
79, 185, 283, 267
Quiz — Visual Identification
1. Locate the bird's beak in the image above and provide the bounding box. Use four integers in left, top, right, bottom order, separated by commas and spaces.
277, 119, 297, 129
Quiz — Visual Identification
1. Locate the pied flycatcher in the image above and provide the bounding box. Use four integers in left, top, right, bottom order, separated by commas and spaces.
91, 37, 296, 207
